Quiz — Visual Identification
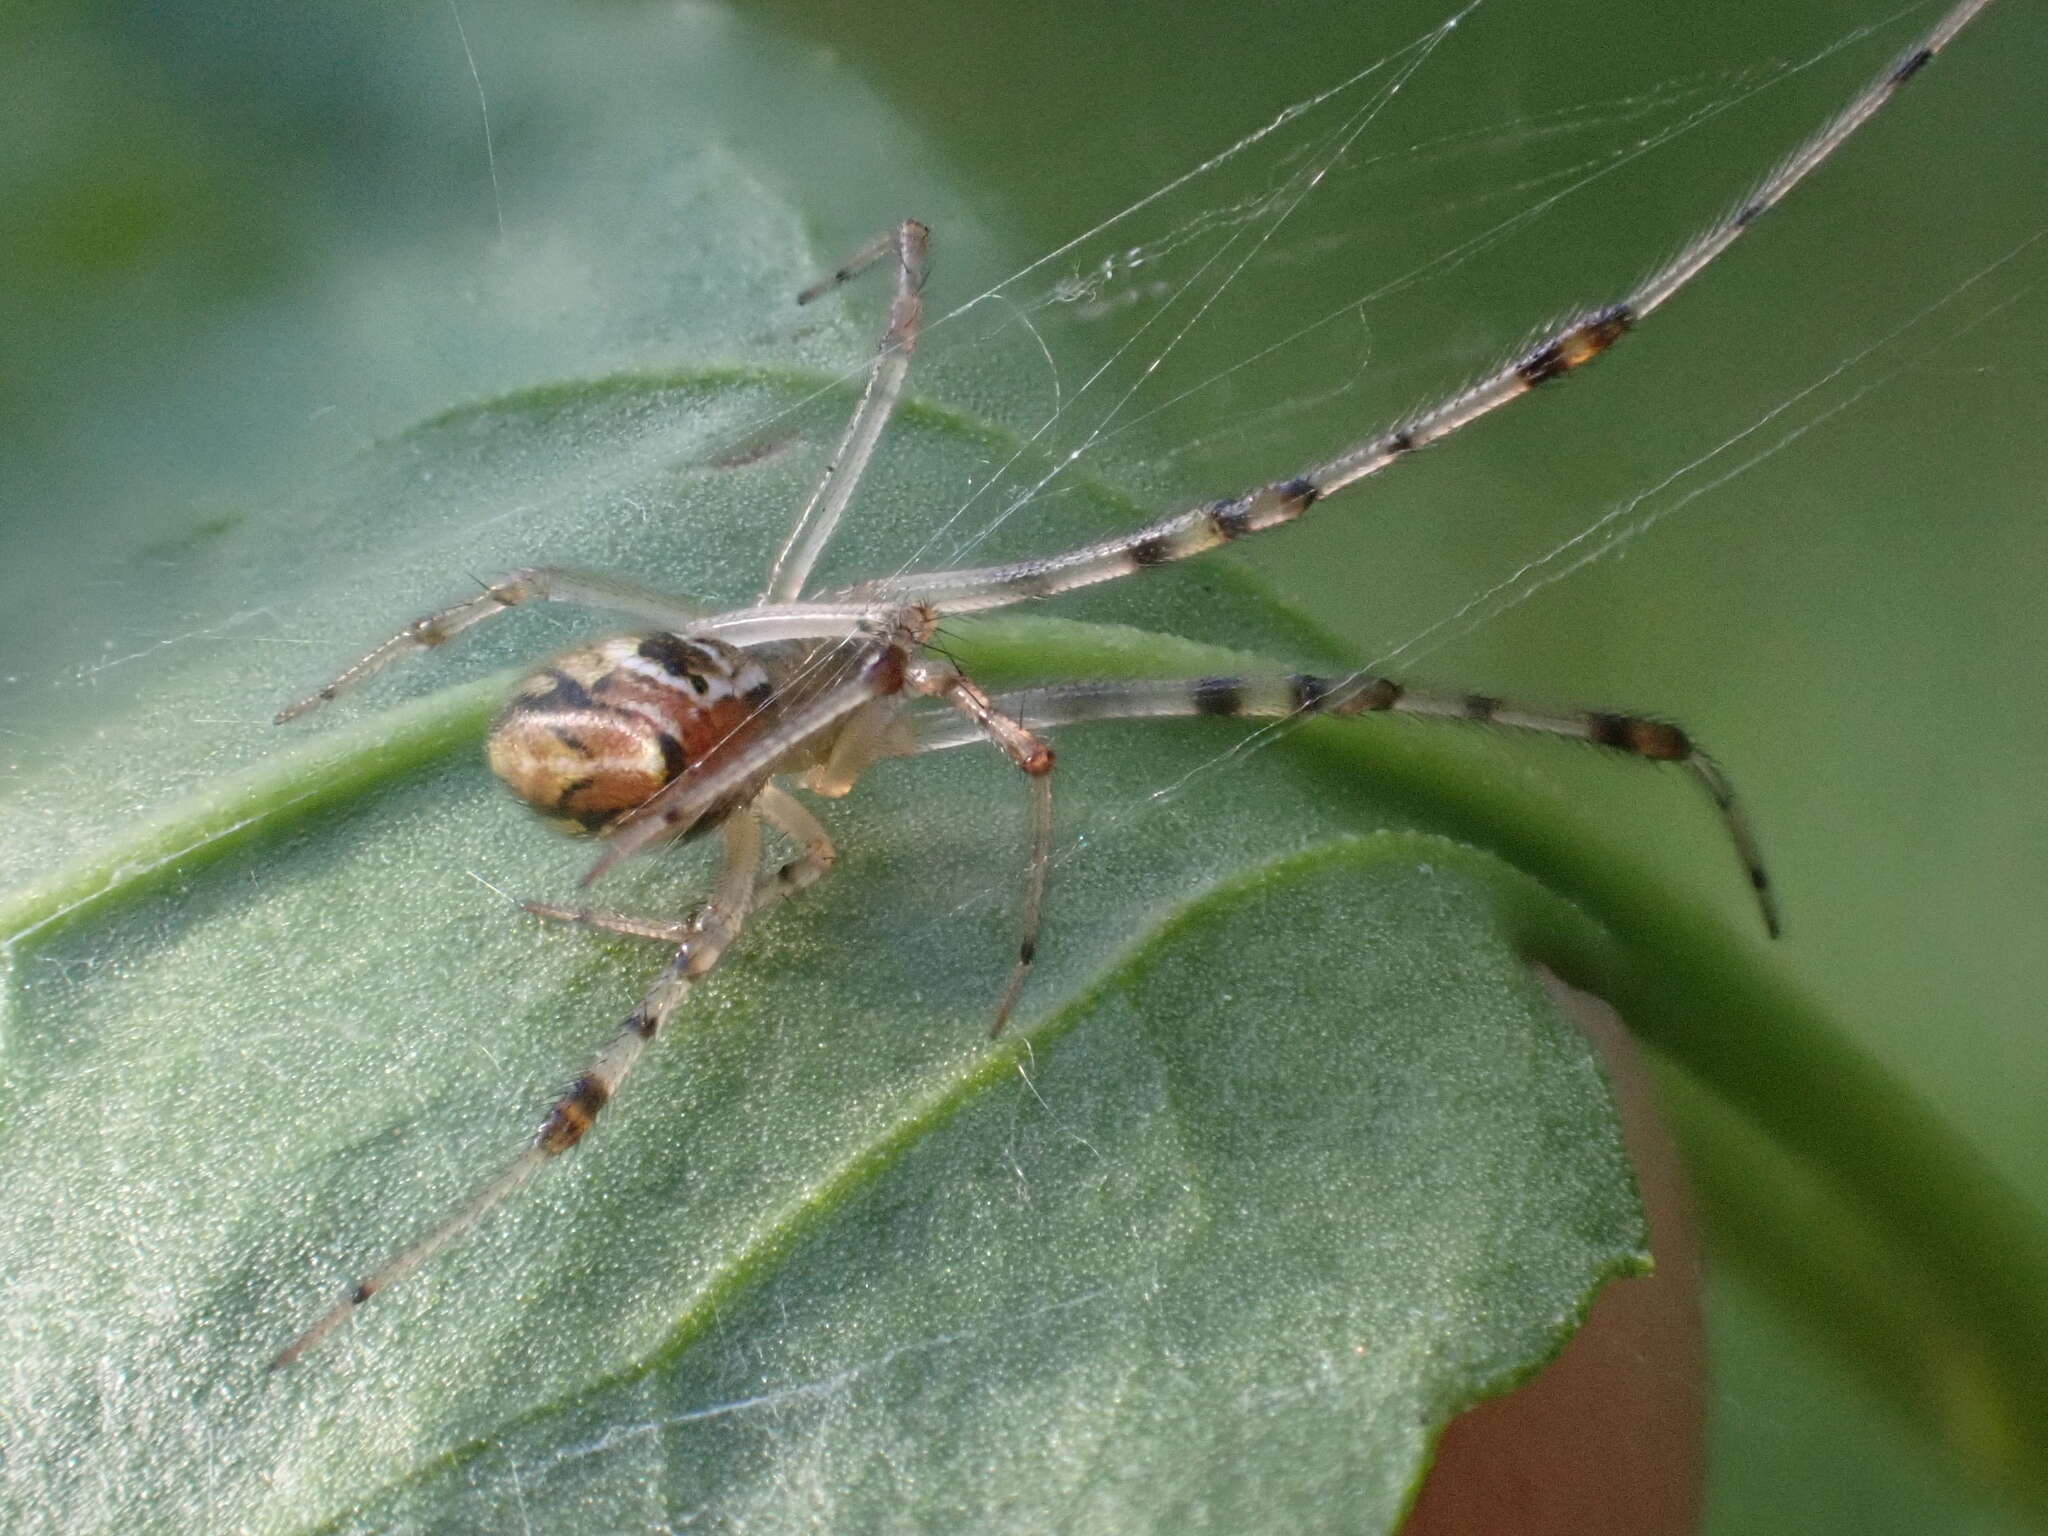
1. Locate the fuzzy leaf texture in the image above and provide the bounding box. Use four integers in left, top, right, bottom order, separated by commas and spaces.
4, 2, 2046, 1533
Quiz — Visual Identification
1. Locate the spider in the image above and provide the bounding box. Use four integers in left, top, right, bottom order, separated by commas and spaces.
268, 0, 1995, 1368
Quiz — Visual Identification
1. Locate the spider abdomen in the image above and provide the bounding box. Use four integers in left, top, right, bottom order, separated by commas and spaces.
486, 632, 774, 833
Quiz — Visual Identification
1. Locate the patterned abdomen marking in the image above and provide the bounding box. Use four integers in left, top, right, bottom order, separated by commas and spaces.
486, 633, 773, 832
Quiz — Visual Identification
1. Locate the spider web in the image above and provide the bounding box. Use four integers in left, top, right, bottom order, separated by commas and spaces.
722, 0, 2048, 957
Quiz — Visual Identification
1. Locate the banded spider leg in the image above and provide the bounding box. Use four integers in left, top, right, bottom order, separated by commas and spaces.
267, 806, 766, 1370
907, 672, 1777, 937
827, 0, 1993, 622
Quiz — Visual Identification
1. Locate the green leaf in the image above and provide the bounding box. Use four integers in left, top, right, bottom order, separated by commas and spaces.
8, 3, 2047, 1531
0, 370, 1656, 1532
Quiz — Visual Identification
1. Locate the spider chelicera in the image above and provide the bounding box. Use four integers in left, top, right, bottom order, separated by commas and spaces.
270, 0, 1995, 1367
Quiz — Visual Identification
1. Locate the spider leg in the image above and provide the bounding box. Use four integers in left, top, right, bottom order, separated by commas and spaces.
763, 220, 930, 605
276, 566, 712, 723
830, 0, 1995, 618
271, 809, 768, 1369
804, 695, 917, 799
526, 785, 839, 938
907, 659, 1056, 1034
751, 783, 840, 907
683, 600, 907, 649
910, 672, 1778, 938
520, 903, 699, 945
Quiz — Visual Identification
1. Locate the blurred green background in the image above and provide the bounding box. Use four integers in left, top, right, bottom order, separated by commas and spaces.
3, 0, 2043, 1529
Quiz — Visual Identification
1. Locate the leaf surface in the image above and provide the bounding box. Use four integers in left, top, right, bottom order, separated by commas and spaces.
0, 372, 1650, 1533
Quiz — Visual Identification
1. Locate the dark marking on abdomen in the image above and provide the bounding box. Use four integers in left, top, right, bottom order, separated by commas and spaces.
535, 668, 596, 712
656, 729, 688, 781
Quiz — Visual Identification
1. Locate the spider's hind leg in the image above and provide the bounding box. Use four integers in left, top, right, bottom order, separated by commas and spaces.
751, 783, 839, 908
272, 808, 772, 1368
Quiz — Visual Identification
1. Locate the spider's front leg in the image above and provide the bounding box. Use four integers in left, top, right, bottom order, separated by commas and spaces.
276, 566, 712, 722
828, 0, 1995, 624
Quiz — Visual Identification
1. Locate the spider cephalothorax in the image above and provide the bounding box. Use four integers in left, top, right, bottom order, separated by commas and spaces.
269, 0, 1996, 1367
